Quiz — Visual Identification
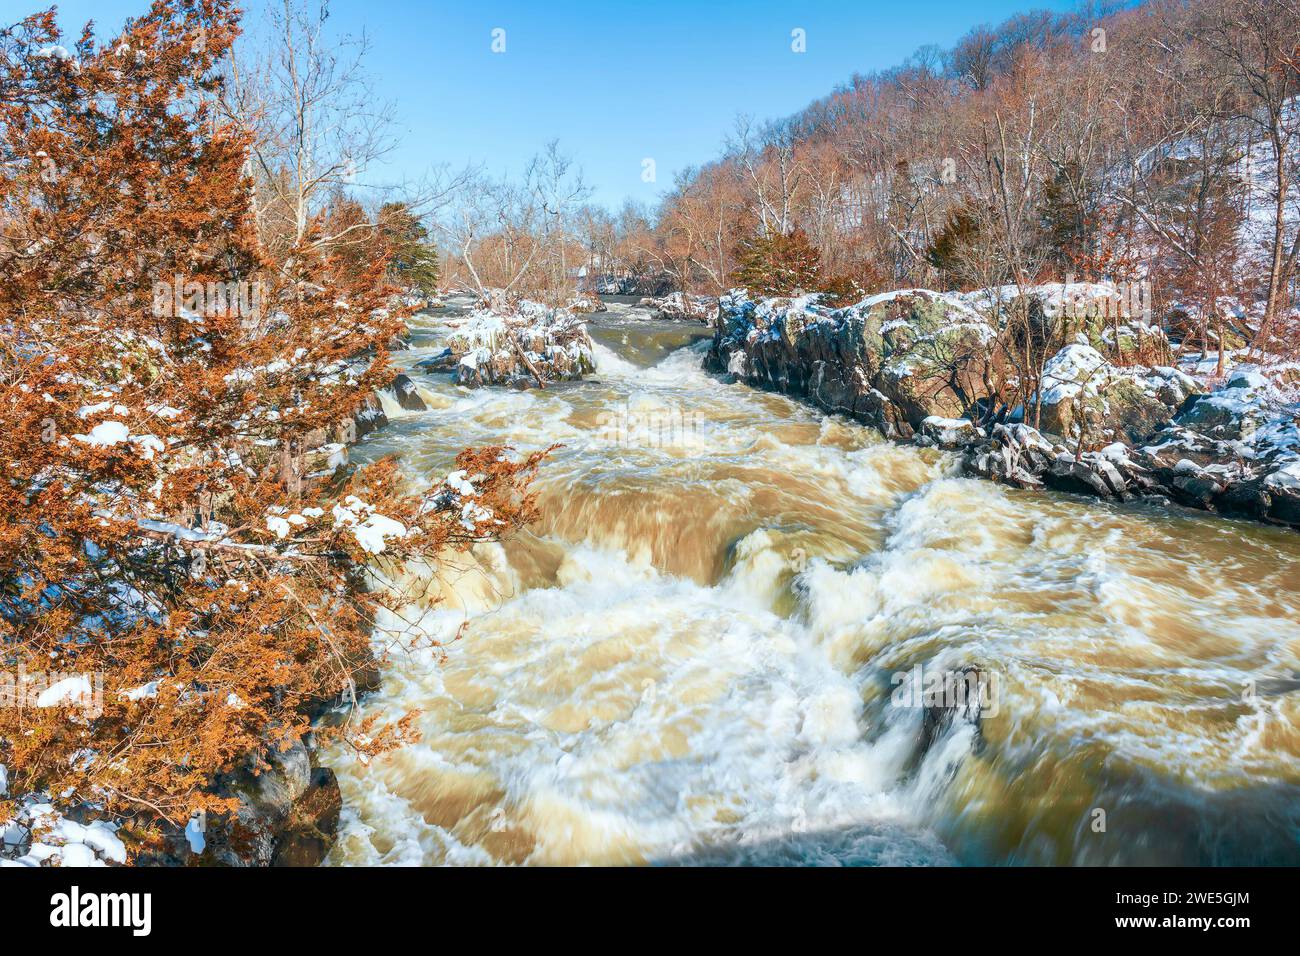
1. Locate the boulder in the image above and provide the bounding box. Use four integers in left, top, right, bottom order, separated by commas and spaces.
350, 392, 388, 440
1173, 370, 1271, 440
968, 281, 1171, 366
1264, 465, 1300, 525
915, 665, 990, 764
917, 416, 983, 449
1035, 344, 1190, 443
271, 767, 343, 867
413, 347, 455, 373
857, 291, 995, 426
708, 289, 996, 434
390, 373, 428, 412
963, 423, 1156, 501
449, 303, 596, 389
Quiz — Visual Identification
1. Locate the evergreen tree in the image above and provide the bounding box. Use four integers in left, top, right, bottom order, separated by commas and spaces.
731, 228, 854, 303
380, 202, 440, 294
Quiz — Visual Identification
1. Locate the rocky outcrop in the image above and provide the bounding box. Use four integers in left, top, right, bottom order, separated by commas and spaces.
964, 424, 1150, 499
448, 303, 595, 389
128, 734, 345, 867
296, 374, 430, 486
1130, 372, 1300, 525
966, 280, 1173, 366
638, 292, 715, 323
916, 415, 984, 449
1033, 344, 1200, 443
388, 373, 429, 411
960, 373, 1300, 528
711, 288, 1299, 530
707, 289, 996, 439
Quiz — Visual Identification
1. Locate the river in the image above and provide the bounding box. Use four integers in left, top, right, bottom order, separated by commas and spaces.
324, 296, 1300, 866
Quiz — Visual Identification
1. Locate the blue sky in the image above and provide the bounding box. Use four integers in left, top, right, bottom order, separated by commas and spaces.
30, 0, 1080, 209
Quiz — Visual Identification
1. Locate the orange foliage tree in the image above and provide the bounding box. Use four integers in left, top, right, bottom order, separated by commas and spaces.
0, 1, 546, 847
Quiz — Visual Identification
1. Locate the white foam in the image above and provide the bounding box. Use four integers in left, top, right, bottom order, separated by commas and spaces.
329, 325, 1300, 867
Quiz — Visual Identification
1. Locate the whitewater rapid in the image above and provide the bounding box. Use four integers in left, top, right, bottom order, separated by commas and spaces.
324, 299, 1300, 866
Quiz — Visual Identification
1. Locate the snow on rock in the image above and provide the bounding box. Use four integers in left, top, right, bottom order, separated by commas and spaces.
1266, 459, 1300, 491
1173, 368, 1284, 440
120, 681, 160, 702
443, 301, 595, 389
638, 291, 715, 322
0, 800, 128, 867
351, 513, 407, 554
444, 470, 479, 497
459, 501, 493, 532
961, 280, 1146, 323
1127, 368, 1300, 524
1033, 345, 1198, 443
567, 295, 608, 314
711, 283, 1300, 529
917, 416, 983, 449
1040, 344, 1108, 404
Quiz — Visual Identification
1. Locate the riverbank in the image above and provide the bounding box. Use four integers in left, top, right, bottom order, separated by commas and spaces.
706, 288, 1300, 532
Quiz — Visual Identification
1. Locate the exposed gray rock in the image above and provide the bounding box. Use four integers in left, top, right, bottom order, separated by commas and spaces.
708, 289, 995, 435
916, 416, 984, 449
271, 767, 343, 867
351, 392, 389, 440
390, 373, 429, 412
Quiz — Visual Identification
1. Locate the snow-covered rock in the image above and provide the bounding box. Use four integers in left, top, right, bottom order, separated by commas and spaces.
0, 800, 128, 867
917, 416, 983, 449
638, 292, 715, 323
1034, 345, 1190, 443
446, 302, 595, 389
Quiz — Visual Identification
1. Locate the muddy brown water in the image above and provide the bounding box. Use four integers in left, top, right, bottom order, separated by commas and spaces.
326, 297, 1300, 866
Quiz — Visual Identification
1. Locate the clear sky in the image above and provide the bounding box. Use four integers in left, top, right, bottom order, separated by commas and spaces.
28, 0, 1081, 209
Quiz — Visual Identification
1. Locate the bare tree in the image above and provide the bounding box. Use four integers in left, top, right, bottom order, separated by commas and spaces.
1195, 0, 1300, 350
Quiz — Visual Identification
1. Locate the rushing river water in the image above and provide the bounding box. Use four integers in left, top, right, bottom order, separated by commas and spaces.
326, 296, 1300, 866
